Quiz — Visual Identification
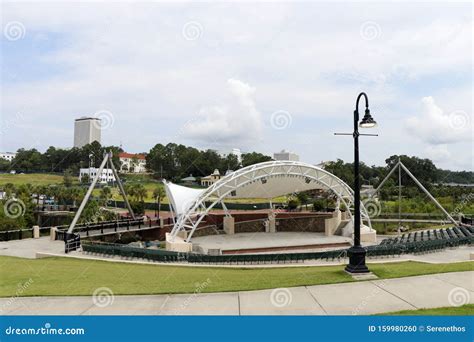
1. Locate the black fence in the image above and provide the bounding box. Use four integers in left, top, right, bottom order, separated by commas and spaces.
64, 233, 81, 253
0, 226, 50, 241
0, 218, 163, 243
55, 218, 154, 240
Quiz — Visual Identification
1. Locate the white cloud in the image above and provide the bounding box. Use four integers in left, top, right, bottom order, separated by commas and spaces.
1, 2, 472, 170
405, 96, 471, 145
425, 144, 451, 162
182, 79, 263, 145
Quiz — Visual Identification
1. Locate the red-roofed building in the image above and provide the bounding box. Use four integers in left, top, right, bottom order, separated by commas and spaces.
118, 152, 147, 173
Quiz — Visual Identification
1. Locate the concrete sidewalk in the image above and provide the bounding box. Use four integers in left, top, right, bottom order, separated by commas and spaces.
1, 272, 472, 316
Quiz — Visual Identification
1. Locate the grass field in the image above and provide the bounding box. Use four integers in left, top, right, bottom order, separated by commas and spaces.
383, 304, 473, 316
1, 172, 287, 204
0, 257, 471, 297
0, 173, 67, 186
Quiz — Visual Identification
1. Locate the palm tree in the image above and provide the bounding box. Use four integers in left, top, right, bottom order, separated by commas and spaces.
135, 184, 148, 202
153, 186, 166, 218
3, 183, 16, 198
48, 186, 60, 206
126, 184, 147, 202
99, 186, 112, 206
70, 187, 83, 208
124, 184, 134, 201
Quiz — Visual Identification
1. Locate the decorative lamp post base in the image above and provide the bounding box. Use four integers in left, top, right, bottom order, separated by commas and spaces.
345, 245, 370, 274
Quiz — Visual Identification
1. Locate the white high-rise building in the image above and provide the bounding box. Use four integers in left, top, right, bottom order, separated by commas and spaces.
273, 149, 299, 161
74, 117, 101, 148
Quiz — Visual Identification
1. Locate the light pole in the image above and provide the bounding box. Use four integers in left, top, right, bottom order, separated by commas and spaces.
337, 92, 377, 274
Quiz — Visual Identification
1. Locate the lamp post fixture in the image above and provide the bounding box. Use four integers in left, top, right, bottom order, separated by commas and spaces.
338, 92, 377, 274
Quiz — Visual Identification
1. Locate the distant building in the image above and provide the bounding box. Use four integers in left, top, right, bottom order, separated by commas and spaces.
79, 168, 115, 184
230, 148, 242, 164
273, 150, 299, 161
74, 117, 101, 148
0, 152, 16, 162
200, 169, 221, 187
181, 175, 197, 185
118, 152, 147, 173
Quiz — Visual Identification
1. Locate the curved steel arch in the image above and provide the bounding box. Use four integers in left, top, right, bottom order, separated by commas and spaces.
169, 161, 372, 242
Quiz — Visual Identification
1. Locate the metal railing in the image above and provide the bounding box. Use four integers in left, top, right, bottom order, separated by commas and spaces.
0, 226, 50, 241
55, 218, 161, 239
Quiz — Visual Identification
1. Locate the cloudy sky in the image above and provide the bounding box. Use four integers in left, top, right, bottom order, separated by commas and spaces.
1, 1, 472, 170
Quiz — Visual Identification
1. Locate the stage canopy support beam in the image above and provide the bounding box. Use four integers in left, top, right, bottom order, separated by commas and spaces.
67, 151, 135, 234
166, 160, 375, 243
372, 159, 457, 226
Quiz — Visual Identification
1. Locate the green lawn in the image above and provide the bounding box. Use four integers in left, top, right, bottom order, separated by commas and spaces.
383, 304, 473, 316
0, 256, 471, 297
0, 173, 67, 186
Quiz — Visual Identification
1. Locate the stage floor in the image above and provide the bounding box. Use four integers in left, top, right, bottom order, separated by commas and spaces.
191, 232, 353, 254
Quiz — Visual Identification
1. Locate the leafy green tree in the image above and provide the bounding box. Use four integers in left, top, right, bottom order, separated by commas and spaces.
220, 154, 240, 172
287, 198, 300, 211
241, 152, 272, 167
153, 186, 166, 218
63, 169, 73, 187
80, 173, 90, 185
312, 199, 326, 212
0, 158, 11, 171
11, 148, 43, 172
80, 200, 100, 224
2, 183, 16, 197
385, 155, 438, 185
99, 186, 112, 206
296, 192, 310, 210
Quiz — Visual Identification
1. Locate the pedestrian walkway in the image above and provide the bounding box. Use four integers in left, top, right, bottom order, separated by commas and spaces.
1, 272, 472, 315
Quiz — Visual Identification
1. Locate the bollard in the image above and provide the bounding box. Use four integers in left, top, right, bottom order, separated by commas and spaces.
33, 225, 40, 239
50, 227, 57, 241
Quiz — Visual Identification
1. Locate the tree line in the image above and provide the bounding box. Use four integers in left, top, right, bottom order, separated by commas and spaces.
325, 155, 473, 202
324, 155, 473, 188
145, 143, 272, 181
1, 142, 273, 181
1, 141, 471, 186
0, 141, 122, 174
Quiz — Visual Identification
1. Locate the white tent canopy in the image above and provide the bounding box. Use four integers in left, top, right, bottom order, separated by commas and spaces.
165, 161, 373, 242
163, 180, 205, 217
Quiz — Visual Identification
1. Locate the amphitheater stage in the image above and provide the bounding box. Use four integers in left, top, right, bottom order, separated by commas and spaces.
191, 232, 353, 255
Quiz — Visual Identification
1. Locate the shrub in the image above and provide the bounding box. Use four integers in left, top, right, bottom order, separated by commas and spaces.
287, 199, 300, 210
130, 201, 145, 215
312, 199, 326, 212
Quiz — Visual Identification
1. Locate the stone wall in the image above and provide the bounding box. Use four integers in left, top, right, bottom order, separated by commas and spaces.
276, 216, 326, 233
234, 220, 266, 233
192, 226, 222, 237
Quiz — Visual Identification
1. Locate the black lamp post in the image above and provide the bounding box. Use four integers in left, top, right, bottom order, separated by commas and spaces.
343, 92, 377, 274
